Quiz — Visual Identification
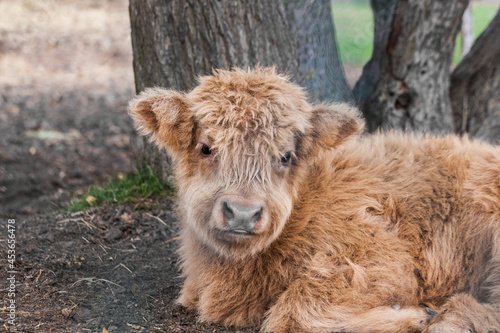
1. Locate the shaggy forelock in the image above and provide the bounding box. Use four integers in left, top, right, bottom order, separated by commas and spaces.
187, 67, 311, 187
207, 127, 290, 187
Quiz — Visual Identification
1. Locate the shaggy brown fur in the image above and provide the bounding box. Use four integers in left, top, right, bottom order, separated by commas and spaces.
129, 67, 500, 333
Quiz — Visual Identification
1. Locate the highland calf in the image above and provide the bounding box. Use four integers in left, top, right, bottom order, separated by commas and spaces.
129, 68, 500, 332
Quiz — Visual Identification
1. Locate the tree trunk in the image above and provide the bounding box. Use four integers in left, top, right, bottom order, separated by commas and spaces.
353, 0, 469, 134
129, 0, 349, 184
129, 1, 299, 93
285, 0, 352, 102
450, 9, 500, 144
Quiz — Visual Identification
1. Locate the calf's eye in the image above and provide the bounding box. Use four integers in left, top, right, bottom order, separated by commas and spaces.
280, 152, 292, 165
201, 144, 212, 156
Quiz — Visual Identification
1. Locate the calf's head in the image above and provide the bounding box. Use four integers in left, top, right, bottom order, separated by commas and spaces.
129, 68, 362, 259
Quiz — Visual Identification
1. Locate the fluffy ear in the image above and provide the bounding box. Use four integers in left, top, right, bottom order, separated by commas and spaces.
128, 88, 194, 154
306, 103, 364, 150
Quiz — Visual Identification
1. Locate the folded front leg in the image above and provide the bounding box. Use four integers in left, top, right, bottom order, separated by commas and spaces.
261, 278, 432, 333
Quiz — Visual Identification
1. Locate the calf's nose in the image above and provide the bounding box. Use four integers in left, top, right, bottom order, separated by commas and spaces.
222, 201, 263, 234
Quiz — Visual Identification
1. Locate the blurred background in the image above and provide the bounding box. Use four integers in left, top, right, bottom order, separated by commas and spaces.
0, 0, 136, 216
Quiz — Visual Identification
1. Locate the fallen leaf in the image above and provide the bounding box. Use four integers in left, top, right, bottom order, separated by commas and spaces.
86, 196, 96, 205
25, 129, 83, 142
120, 213, 132, 223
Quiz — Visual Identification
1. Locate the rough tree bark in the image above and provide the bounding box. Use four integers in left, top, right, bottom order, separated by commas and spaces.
450, 9, 500, 144
285, 0, 352, 102
353, 0, 469, 134
129, 1, 298, 93
129, 0, 350, 184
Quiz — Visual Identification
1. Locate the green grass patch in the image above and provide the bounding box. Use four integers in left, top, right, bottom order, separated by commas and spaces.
453, 4, 498, 64
68, 164, 172, 212
332, 1, 373, 65
332, 1, 498, 66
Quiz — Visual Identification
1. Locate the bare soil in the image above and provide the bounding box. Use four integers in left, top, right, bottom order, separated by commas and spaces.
4, 204, 257, 332
0, 1, 360, 332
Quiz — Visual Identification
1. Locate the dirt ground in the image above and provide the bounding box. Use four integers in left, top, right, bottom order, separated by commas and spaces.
0, 1, 362, 332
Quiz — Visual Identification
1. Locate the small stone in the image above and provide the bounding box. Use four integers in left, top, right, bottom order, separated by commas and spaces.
106, 228, 122, 241
61, 308, 72, 317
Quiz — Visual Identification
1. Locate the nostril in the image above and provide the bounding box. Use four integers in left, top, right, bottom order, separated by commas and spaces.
251, 207, 263, 222
222, 201, 234, 220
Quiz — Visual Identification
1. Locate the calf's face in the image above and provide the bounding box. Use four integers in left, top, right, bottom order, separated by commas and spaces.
129, 68, 361, 259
